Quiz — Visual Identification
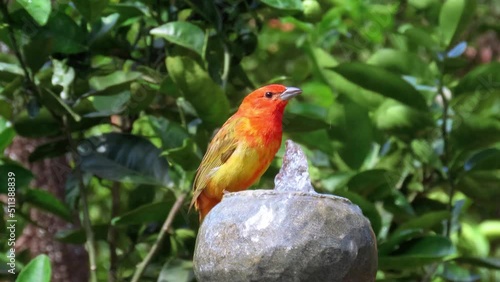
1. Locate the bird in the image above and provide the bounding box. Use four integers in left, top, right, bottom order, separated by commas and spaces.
190, 84, 302, 221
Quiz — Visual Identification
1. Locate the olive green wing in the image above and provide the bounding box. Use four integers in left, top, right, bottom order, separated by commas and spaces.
190, 118, 239, 210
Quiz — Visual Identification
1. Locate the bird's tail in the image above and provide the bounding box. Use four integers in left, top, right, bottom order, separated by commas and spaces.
196, 191, 220, 222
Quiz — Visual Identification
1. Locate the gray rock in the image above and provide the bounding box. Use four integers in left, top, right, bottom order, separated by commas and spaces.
193, 141, 377, 282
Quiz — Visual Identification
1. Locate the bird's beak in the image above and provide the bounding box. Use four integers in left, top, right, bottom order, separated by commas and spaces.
280, 86, 302, 101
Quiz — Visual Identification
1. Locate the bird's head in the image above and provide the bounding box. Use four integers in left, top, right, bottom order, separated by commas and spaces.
238, 84, 302, 117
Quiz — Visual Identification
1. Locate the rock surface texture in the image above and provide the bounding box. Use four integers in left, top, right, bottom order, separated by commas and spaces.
194, 140, 378, 282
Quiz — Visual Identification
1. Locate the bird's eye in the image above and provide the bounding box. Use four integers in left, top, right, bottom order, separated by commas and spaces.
265, 92, 273, 98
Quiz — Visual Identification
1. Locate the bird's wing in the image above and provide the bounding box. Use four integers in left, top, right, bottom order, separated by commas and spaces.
190, 117, 240, 210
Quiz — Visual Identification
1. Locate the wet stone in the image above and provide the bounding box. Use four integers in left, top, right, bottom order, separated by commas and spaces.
193, 140, 377, 282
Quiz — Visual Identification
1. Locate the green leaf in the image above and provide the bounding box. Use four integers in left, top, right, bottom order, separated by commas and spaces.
45, 88, 81, 122
441, 261, 481, 281
347, 169, 395, 200
367, 49, 430, 77
438, 0, 476, 46
73, 0, 110, 22
158, 259, 194, 282
373, 100, 434, 136
454, 257, 500, 270
403, 27, 439, 51
16, 0, 51, 26
464, 148, 500, 171
163, 139, 201, 171
55, 224, 108, 244
151, 22, 205, 56
451, 115, 500, 151
148, 116, 190, 150
378, 229, 423, 256
88, 90, 131, 117
0, 98, 13, 119
88, 71, 141, 94
411, 139, 443, 169
290, 130, 334, 155
283, 113, 330, 133
480, 220, 500, 240
260, 0, 303, 10
379, 236, 455, 270
28, 140, 69, 162
38, 11, 86, 54
166, 56, 230, 129
0, 118, 15, 152
322, 70, 383, 110
327, 98, 374, 169
454, 62, 500, 96
393, 211, 450, 236
24, 189, 72, 222
79, 133, 171, 186
456, 170, 500, 203
111, 201, 174, 226
332, 63, 428, 111
16, 255, 51, 282
0, 62, 24, 81
0, 159, 34, 194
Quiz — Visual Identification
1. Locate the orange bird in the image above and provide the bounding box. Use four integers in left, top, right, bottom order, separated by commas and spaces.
191, 84, 302, 221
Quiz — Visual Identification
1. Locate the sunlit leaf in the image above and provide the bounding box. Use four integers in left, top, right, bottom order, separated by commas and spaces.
367, 49, 430, 77
332, 63, 428, 111
373, 100, 433, 135
439, 0, 476, 46
151, 22, 205, 56
16, 254, 51, 282
260, 0, 302, 10
166, 56, 230, 129
16, 0, 51, 26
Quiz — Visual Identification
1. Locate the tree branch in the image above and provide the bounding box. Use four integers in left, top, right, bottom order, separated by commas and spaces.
63, 115, 98, 282
130, 192, 187, 282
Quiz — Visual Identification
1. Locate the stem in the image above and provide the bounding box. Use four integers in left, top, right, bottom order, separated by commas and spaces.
0, 1, 31, 81
0, 0, 39, 100
130, 193, 187, 282
108, 182, 120, 282
63, 116, 98, 282
437, 74, 456, 237
176, 98, 187, 128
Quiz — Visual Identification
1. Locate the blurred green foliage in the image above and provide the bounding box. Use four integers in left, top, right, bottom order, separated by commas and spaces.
1, 0, 499, 281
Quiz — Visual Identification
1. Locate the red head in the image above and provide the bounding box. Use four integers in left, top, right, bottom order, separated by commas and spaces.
237, 84, 302, 118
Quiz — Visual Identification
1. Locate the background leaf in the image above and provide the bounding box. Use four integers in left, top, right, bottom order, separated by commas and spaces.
16, 254, 51, 282
332, 63, 428, 111
166, 56, 230, 129
16, 0, 51, 26
24, 189, 72, 221
439, 0, 476, 46
260, 0, 303, 10
151, 22, 205, 56
79, 133, 170, 186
